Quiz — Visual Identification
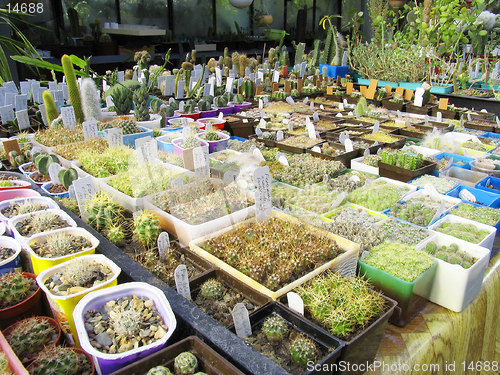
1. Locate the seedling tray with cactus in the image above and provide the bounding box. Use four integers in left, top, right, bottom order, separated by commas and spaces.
0, 197, 58, 225
53, 138, 109, 165
306, 141, 359, 167
33, 126, 85, 150
448, 202, 500, 228
102, 125, 154, 148
358, 241, 437, 327
26, 227, 100, 276
429, 214, 497, 251
73, 146, 134, 179
188, 269, 271, 327
228, 302, 344, 375
197, 131, 230, 153
377, 151, 436, 183
361, 132, 406, 149
380, 217, 435, 247
416, 234, 490, 312
408, 174, 458, 194
189, 210, 360, 300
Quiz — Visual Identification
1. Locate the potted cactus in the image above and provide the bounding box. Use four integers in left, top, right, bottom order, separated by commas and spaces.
95, 33, 116, 55
26, 346, 94, 375
99, 116, 154, 147
41, 167, 78, 198
213, 95, 234, 116
0, 272, 43, 330
28, 154, 60, 187
3, 316, 61, 365
196, 130, 230, 153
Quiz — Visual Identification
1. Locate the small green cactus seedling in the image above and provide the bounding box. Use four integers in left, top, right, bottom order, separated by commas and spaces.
57, 167, 78, 190
0, 352, 9, 374
147, 366, 173, 375
31, 346, 91, 375
107, 224, 125, 245
180, 136, 202, 149
202, 131, 220, 141
262, 315, 288, 342
6, 317, 58, 361
290, 335, 317, 367
0, 272, 33, 309
174, 352, 198, 375
200, 279, 223, 300
133, 210, 162, 247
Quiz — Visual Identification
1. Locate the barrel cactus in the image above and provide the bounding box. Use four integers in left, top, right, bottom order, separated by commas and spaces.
290, 335, 317, 366
200, 279, 223, 300
174, 352, 198, 375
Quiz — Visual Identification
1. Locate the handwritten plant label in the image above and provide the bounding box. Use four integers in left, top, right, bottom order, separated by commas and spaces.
5, 92, 16, 108
48, 163, 63, 184
73, 176, 96, 221
15, 94, 27, 111
171, 177, 184, 189
0, 105, 15, 124
345, 138, 354, 152
82, 118, 99, 139
174, 265, 191, 299
60, 106, 77, 128
232, 303, 252, 338
224, 170, 238, 183
276, 130, 284, 141
287, 292, 304, 315
193, 146, 209, 179
20, 82, 30, 96
16, 109, 30, 130
136, 136, 157, 166
108, 128, 123, 148
253, 166, 272, 221
306, 117, 316, 139
176, 80, 185, 99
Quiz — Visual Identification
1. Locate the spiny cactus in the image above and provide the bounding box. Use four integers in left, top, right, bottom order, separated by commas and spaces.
61, 54, 84, 124
133, 87, 151, 122
200, 279, 223, 300
110, 116, 141, 135
238, 54, 248, 77
59, 258, 107, 289
99, 33, 112, 43
147, 366, 173, 375
290, 335, 317, 366
31, 346, 90, 375
32, 231, 92, 258
174, 352, 198, 375
232, 93, 244, 105
0, 272, 33, 309
268, 48, 276, 67
197, 99, 211, 112
85, 192, 125, 232
232, 52, 240, 75
213, 95, 228, 108
106, 224, 125, 246
109, 308, 142, 338
356, 97, 367, 116
262, 315, 288, 342
80, 77, 102, 121
6, 317, 58, 361
133, 210, 161, 247
110, 84, 132, 115
42, 91, 59, 125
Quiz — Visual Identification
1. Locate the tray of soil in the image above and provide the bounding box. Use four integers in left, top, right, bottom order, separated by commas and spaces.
400, 124, 434, 139
280, 271, 397, 375
425, 120, 455, 133
306, 142, 359, 168
18, 162, 37, 175
229, 302, 344, 375
189, 269, 271, 327
465, 119, 497, 132
107, 336, 245, 375
406, 103, 437, 116
456, 88, 494, 98
41, 182, 69, 198
276, 136, 323, 154
431, 106, 465, 120
381, 97, 409, 111
378, 159, 437, 183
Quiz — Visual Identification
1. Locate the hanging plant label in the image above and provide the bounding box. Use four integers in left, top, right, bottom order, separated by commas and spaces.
174, 265, 191, 300
82, 119, 99, 140
253, 166, 272, 221
16, 109, 30, 130
48, 163, 63, 184
60, 106, 77, 128
232, 303, 252, 338
108, 128, 123, 148
287, 292, 304, 315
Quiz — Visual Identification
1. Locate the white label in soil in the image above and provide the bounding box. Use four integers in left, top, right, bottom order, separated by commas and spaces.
242, 118, 248, 123
15, 95, 27, 111
179, 101, 185, 113
253, 148, 265, 162
48, 163, 63, 184
313, 112, 320, 122
105, 96, 114, 108
224, 171, 238, 184
225, 77, 235, 92
16, 109, 30, 130
108, 128, 123, 148
48, 81, 57, 91
174, 264, 191, 299
397, 110, 402, 118
253, 166, 272, 221
5, 93, 15, 108
286, 96, 294, 104
372, 121, 380, 134
136, 137, 157, 166
320, 104, 324, 110
205, 122, 213, 133
4, 81, 17, 94
232, 303, 252, 338
430, 201, 447, 224
193, 146, 209, 179
287, 292, 304, 315
276, 130, 284, 141
467, 113, 472, 121
73, 176, 96, 221
459, 188, 476, 203
249, 145, 257, 153
259, 99, 263, 110
117, 71, 125, 82
171, 177, 184, 189
339, 103, 344, 111
255, 127, 263, 137
310, 102, 314, 111
259, 118, 267, 129
215, 67, 222, 86
60, 106, 77, 128
20, 82, 30, 96
496, 116, 500, 126
307, 119, 316, 139
0, 88, 5, 106
263, 97, 269, 104
355, 112, 360, 119
82, 119, 98, 139
312, 146, 321, 153
0, 105, 15, 124
278, 155, 289, 166
437, 112, 443, 122
363, 148, 370, 157
176, 80, 185, 99
272, 70, 280, 83
344, 138, 354, 152
288, 121, 294, 132
303, 97, 309, 104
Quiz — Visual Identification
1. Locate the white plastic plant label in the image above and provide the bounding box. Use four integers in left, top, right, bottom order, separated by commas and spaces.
252, 148, 265, 162
136, 137, 157, 166
15, 94, 27, 111
287, 292, 304, 315
496, 116, 500, 126
0, 87, 5, 107
349, 175, 361, 183
310, 102, 314, 111
288, 121, 294, 132
73, 176, 96, 221
278, 155, 289, 166
343, 99, 348, 107
260, 110, 266, 118
179, 101, 185, 113
437, 112, 443, 122
48, 163, 63, 184
336, 113, 343, 118
272, 70, 280, 83
255, 127, 263, 137
0, 105, 14, 124
171, 177, 183, 189
60, 106, 77, 128
30, 146, 42, 158
467, 113, 472, 121
276, 130, 284, 141
225, 77, 235, 92
218, 112, 223, 120
286, 96, 294, 104
263, 97, 269, 104
16, 109, 30, 130
259, 99, 263, 109
344, 138, 354, 152
397, 110, 402, 118
425, 115, 429, 123
253, 166, 272, 221
363, 148, 370, 157
320, 104, 324, 110
430, 201, 447, 224
372, 121, 380, 134
259, 118, 267, 129
249, 145, 257, 153
82, 118, 98, 139
232, 303, 252, 338
275, 151, 286, 160
20, 82, 30, 96
174, 264, 191, 299
108, 128, 123, 148
4, 81, 18, 94
332, 192, 347, 208
105, 96, 114, 108
312, 146, 321, 153
182, 126, 191, 140
224, 171, 237, 183
193, 146, 209, 179
338, 103, 344, 111
313, 112, 320, 122
205, 122, 213, 132
459, 188, 476, 203
423, 183, 440, 200
176, 80, 185, 99
303, 97, 309, 104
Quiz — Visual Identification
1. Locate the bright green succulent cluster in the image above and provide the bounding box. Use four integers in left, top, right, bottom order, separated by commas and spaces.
380, 150, 423, 170
435, 222, 490, 244
111, 117, 142, 135
111, 84, 132, 115
84, 192, 126, 245
389, 196, 454, 227
348, 179, 411, 211
424, 242, 475, 269
133, 87, 151, 121
174, 352, 198, 375
200, 278, 223, 300
180, 136, 202, 149
449, 203, 500, 226
289, 335, 317, 366
201, 131, 220, 141
262, 315, 288, 342
78, 146, 133, 178
133, 210, 161, 247
7, 318, 57, 360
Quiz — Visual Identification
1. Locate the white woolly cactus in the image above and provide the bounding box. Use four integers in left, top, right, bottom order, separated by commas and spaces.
80, 77, 102, 122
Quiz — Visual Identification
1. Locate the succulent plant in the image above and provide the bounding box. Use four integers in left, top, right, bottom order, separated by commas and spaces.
179, 136, 202, 149
78, 146, 133, 178
61, 54, 84, 124
289, 335, 317, 367
15, 212, 71, 238
449, 203, 500, 226
57, 167, 78, 190
200, 279, 223, 300
133, 210, 161, 247
6, 317, 58, 362
110, 84, 132, 115
81, 77, 102, 122
174, 352, 198, 375
30, 232, 92, 259
201, 131, 220, 141
106, 224, 125, 246
147, 366, 173, 375
0, 272, 35, 309
262, 315, 288, 342
31, 346, 92, 375
85, 192, 125, 232
110, 116, 142, 135
133, 86, 151, 122
435, 222, 490, 244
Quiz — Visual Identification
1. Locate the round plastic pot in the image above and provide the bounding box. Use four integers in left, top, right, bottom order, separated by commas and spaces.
167, 117, 194, 128
136, 114, 162, 129
196, 131, 230, 153
196, 117, 226, 131
177, 111, 201, 120
18, 162, 35, 176
41, 182, 69, 199
26, 227, 100, 276
36, 254, 120, 347
0, 236, 22, 275
3, 316, 61, 365
73, 282, 177, 375
215, 106, 234, 116
0, 180, 31, 190
199, 109, 218, 118
0, 272, 43, 330
0, 189, 40, 202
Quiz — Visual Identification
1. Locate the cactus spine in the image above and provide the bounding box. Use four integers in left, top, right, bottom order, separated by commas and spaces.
61, 54, 84, 124
6, 317, 58, 360
80, 77, 102, 121
0, 272, 33, 309
42, 91, 59, 125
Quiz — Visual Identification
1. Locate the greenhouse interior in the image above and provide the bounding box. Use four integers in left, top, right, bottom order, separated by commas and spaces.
1, 0, 500, 374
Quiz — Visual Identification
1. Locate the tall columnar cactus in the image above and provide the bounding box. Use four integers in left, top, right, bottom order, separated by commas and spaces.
268, 48, 276, 67
111, 84, 132, 115
133, 210, 161, 247
294, 42, 306, 65
238, 54, 248, 77
312, 39, 321, 67
356, 97, 367, 116
320, 28, 334, 65
280, 45, 289, 67
80, 77, 102, 121
232, 52, 240, 75
133, 87, 151, 122
7, 317, 57, 360
0, 272, 32, 309
42, 91, 59, 125
61, 54, 84, 123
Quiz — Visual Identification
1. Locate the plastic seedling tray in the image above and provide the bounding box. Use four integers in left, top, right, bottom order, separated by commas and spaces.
378, 160, 437, 183
416, 234, 490, 312
476, 176, 500, 195
350, 156, 379, 175
446, 185, 500, 208
432, 152, 474, 177
439, 166, 488, 187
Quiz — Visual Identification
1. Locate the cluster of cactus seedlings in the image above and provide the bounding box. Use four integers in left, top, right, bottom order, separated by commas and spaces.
78, 146, 133, 178
423, 242, 476, 269
6, 317, 59, 362
380, 218, 432, 245
1, 200, 49, 218
178, 136, 202, 149
435, 222, 490, 244
84, 192, 127, 245
100, 116, 142, 135
202, 216, 339, 291
53, 138, 109, 161
348, 179, 411, 211
14, 211, 72, 238
389, 196, 454, 227
30, 232, 92, 259
34, 126, 85, 148
30, 346, 93, 375
0, 272, 36, 309
449, 203, 500, 226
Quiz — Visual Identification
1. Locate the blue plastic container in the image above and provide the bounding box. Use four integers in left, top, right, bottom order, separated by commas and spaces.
229, 136, 247, 142
432, 152, 474, 177
0, 236, 21, 275
446, 185, 500, 208
430, 84, 453, 94
479, 132, 500, 150
102, 126, 154, 148
41, 182, 69, 198
319, 64, 349, 78
156, 133, 182, 154
398, 82, 422, 90
476, 176, 500, 195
